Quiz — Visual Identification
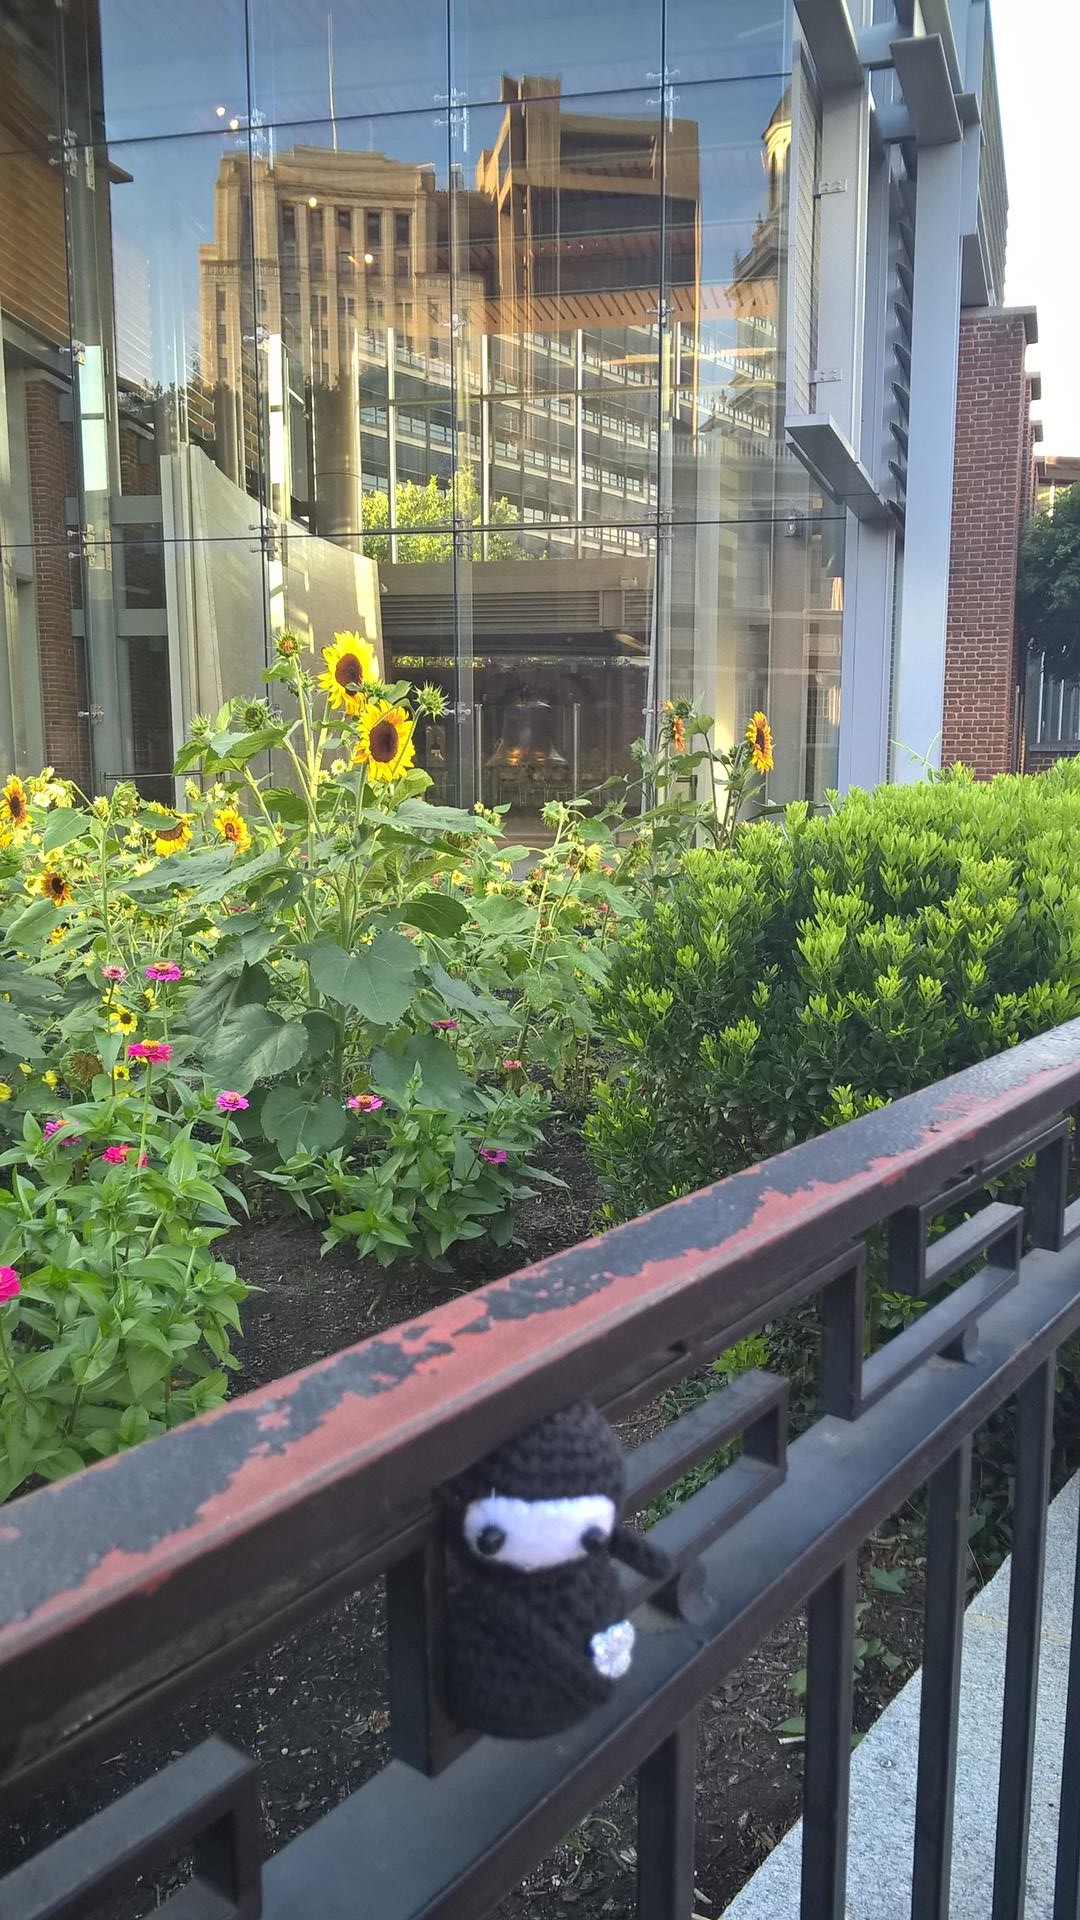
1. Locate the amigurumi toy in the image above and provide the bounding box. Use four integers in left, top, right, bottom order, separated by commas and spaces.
443, 1401, 671, 1739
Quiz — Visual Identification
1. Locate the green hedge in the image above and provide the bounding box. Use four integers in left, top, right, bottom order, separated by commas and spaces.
586, 764, 1080, 1221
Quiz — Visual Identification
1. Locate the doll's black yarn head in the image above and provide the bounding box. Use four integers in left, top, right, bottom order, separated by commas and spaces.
452, 1401, 626, 1576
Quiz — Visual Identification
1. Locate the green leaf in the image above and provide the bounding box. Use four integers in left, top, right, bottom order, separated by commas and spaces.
389, 799, 499, 837
308, 933, 421, 1026
184, 963, 271, 1043
0, 1002, 44, 1060
262, 1083, 348, 1157
401, 893, 470, 936
43, 809, 90, 854
204, 1005, 308, 1091
120, 849, 235, 898
867, 1566, 907, 1594
302, 1010, 338, 1062
262, 785, 310, 825
187, 847, 281, 909
372, 1033, 464, 1111
4, 898, 63, 948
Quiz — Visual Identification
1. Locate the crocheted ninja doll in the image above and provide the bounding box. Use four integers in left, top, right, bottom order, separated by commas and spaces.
443, 1401, 671, 1739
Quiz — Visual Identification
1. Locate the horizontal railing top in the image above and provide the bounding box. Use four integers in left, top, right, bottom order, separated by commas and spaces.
4, 1017, 1080, 1793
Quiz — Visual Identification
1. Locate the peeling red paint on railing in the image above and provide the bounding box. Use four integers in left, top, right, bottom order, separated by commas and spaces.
3, 1018, 1080, 1792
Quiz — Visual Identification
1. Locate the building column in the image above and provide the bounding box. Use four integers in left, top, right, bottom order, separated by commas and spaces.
837, 511, 895, 789
891, 137, 965, 778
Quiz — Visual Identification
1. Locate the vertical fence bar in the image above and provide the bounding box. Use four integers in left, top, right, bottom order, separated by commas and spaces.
636, 1711, 698, 1920
911, 1437, 973, 1919
1053, 1486, 1080, 1920
992, 1360, 1055, 1920
801, 1554, 858, 1920
820, 1252, 866, 1420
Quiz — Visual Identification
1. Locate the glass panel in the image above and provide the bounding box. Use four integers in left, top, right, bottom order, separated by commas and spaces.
63, 0, 250, 145
450, 1, 662, 106
661, 77, 796, 523
249, 111, 456, 540
455, 90, 663, 536
248, 0, 451, 126
663, 0, 792, 86
94, 130, 262, 527
662, 511, 844, 806
449, 525, 654, 835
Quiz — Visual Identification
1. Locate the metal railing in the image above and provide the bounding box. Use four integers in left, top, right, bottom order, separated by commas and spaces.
4, 1022, 1080, 1919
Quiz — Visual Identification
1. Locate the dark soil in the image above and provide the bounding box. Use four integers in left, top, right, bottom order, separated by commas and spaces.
1, 1128, 929, 1920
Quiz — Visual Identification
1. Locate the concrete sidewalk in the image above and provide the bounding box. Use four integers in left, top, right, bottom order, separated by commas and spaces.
724, 1476, 1078, 1918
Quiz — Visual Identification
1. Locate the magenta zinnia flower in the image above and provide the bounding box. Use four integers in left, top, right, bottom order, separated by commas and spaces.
215, 1090, 249, 1113
101, 1144, 130, 1165
44, 1116, 82, 1144
347, 1093, 384, 1112
0, 1266, 20, 1301
145, 963, 182, 983
479, 1146, 508, 1164
127, 1041, 173, 1065
101, 964, 127, 983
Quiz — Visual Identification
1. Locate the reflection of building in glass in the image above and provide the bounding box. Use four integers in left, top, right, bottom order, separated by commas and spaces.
0, 0, 1022, 826
196, 80, 704, 554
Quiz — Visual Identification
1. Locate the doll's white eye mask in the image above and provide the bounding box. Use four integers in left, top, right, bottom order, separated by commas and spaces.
463, 1493, 616, 1571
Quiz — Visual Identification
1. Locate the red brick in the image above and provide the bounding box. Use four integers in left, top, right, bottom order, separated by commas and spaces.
943, 313, 1035, 779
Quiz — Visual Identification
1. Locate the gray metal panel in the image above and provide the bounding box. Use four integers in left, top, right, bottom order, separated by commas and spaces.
890, 36, 962, 147
793, 0, 864, 91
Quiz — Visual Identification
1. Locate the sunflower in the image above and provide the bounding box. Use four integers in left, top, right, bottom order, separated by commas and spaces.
35, 868, 73, 908
213, 806, 252, 854
352, 701, 417, 783
1, 776, 28, 832
319, 632, 380, 715
151, 812, 193, 858
745, 710, 774, 776
107, 1004, 138, 1036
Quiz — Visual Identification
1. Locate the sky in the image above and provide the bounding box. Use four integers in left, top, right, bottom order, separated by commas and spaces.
996, 0, 1080, 453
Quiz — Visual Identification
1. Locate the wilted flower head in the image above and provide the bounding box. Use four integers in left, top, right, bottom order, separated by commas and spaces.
215, 1090, 249, 1112
430, 1019, 458, 1031
502, 1059, 524, 1072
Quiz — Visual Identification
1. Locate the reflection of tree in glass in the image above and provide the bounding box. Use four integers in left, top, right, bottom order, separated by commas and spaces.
360, 468, 524, 563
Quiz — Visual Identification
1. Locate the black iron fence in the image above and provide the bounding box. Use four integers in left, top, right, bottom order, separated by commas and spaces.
4, 1022, 1080, 1918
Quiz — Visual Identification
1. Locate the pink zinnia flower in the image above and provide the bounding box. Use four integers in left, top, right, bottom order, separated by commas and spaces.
502, 1059, 523, 1072
0, 1267, 20, 1302
430, 1019, 458, 1031
145, 963, 182, 983
479, 1146, 508, 1165
215, 1090, 249, 1113
127, 1041, 173, 1065
101, 1144, 130, 1165
101, 964, 127, 983
347, 1093, 384, 1112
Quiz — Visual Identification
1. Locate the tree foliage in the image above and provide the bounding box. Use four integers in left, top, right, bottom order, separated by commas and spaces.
1017, 485, 1080, 678
360, 468, 524, 564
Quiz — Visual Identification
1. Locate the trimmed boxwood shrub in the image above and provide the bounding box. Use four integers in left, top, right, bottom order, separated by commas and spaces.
586, 763, 1080, 1222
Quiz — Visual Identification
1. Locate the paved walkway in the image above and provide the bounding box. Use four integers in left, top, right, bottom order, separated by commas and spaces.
724, 1476, 1078, 1918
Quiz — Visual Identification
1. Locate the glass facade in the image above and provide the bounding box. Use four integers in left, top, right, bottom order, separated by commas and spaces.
0, 0, 844, 823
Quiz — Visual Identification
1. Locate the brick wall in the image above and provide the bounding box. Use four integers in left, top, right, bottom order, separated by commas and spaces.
943, 311, 1035, 778
23, 377, 91, 790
